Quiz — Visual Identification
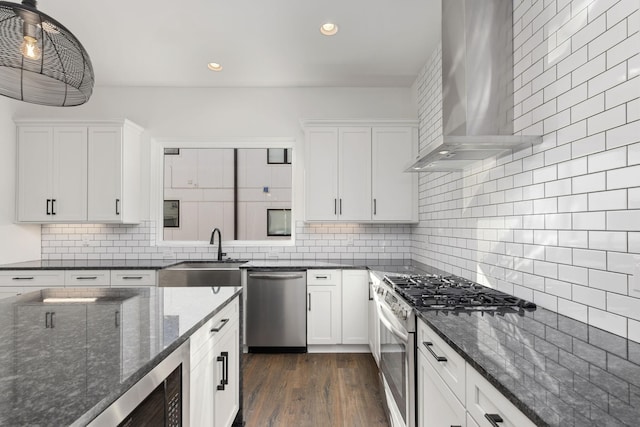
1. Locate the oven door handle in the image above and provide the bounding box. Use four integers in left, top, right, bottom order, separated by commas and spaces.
378, 304, 409, 343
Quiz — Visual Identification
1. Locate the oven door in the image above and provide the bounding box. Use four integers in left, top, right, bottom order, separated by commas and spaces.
377, 302, 415, 427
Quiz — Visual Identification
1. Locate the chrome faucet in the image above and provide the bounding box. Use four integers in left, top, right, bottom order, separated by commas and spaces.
209, 228, 223, 261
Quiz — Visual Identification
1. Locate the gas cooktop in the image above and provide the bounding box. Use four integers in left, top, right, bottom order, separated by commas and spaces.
383, 274, 536, 315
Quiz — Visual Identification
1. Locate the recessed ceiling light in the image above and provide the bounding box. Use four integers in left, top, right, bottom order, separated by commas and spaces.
207, 62, 223, 71
320, 22, 338, 36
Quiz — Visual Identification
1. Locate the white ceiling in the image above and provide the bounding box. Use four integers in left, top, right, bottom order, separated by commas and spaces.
38, 0, 441, 88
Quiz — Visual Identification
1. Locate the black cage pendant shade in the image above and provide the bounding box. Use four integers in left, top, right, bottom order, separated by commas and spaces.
0, 0, 94, 106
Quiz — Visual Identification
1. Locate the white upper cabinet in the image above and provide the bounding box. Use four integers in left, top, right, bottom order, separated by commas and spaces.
87, 124, 142, 223
18, 127, 87, 222
304, 121, 417, 223
372, 127, 417, 221
305, 127, 339, 221
338, 128, 372, 221
16, 120, 142, 224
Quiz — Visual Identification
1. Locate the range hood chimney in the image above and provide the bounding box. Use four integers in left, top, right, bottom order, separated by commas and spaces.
407, 0, 541, 172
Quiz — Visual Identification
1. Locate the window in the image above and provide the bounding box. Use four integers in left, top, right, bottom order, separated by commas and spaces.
163, 200, 180, 227
267, 209, 291, 236
267, 148, 291, 164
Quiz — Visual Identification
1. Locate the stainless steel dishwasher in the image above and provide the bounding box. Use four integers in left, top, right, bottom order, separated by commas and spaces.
246, 270, 307, 353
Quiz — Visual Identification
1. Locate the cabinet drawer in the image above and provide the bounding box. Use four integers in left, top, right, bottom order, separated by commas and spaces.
307, 269, 341, 286
417, 318, 466, 404
0, 270, 65, 286
65, 270, 110, 287
466, 364, 536, 427
111, 270, 156, 287
190, 298, 239, 365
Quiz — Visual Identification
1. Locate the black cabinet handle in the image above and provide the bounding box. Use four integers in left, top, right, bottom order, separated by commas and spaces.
334, 199, 337, 215
115, 198, 120, 215
222, 351, 229, 385
45, 312, 50, 328
50, 312, 55, 328
373, 198, 377, 215
46, 199, 51, 215
76, 276, 97, 280
216, 355, 225, 390
485, 413, 504, 427
115, 310, 120, 328
423, 341, 447, 362
308, 293, 311, 311
12, 276, 34, 280
339, 199, 342, 215
122, 276, 143, 280
315, 275, 328, 279
51, 199, 56, 215
210, 318, 229, 333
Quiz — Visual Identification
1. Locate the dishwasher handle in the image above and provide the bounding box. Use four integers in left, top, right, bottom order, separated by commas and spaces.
248, 273, 305, 280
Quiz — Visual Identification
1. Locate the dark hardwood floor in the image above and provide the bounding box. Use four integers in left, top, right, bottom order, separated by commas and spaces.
243, 353, 389, 427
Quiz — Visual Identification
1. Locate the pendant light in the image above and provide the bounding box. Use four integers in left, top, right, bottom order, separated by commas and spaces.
0, 0, 94, 106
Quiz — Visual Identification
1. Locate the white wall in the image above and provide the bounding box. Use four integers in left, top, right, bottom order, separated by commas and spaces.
0, 97, 41, 264
413, 0, 640, 340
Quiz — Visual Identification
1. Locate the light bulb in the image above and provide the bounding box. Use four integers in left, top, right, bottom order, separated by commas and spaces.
21, 35, 41, 60
320, 22, 339, 36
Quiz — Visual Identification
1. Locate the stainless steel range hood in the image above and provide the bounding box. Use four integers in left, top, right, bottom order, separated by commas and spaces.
407, 0, 541, 172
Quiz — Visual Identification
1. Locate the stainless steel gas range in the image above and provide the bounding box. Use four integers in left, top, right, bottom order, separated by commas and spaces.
375, 272, 537, 427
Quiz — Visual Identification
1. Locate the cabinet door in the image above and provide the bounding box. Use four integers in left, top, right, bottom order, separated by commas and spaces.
338, 127, 371, 221
190, 345, 216, 427
52, 127, 87, 221
17, 127, 53, 221
88, 127, 122, 222
466, 364, 537, 427
307, 285, 341, 344
372, 127, 416, 221
418, 349, 466, 427
341, 270, 369, 345
214, 319, 240, 427
305, 128, 339, 221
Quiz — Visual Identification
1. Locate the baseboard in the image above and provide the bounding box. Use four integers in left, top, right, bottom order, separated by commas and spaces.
307, 344, 370, 353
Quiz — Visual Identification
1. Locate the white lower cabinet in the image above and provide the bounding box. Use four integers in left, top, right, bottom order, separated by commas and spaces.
110, 270, 156, 287
65, 270, 111, 287
341, 270, 369, 345
465, 365, 536, 427
0, 270, 65, 299
307, 270, 342, 345
368, 273, 380, 365
417, 319, 536, 427
418, 347, 466, 427
190, 298, 240, 427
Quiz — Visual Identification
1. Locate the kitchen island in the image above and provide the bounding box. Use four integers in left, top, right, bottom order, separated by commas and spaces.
0, 285, 242, 426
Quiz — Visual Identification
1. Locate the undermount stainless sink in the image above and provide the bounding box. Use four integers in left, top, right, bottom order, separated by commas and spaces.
158, 260, 247, 287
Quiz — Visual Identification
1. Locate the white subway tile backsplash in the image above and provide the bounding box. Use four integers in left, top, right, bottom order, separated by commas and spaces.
587, 146, 627, 172
589, 230, 628, 251
589, 19, 628, 60
605, 120, 640, 149
588, 189, 628, 210
573, 283, 606, 308
589, 268, 629, 293
559, 264, 589, 282
607, 210, 640, 230
573, 53, 607, 86
587, 104, 628, 135
573, 248, 607, 269
571, 93, 605, 122
606, 164, 640, 189
572, 211, 606, 229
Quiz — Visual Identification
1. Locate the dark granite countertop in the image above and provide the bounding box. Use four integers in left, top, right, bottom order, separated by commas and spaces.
0, 259, 179, 270
417, 305, 640, 427
0, 258, 424, 272
0, 285, 242, 426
